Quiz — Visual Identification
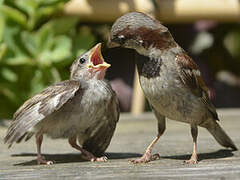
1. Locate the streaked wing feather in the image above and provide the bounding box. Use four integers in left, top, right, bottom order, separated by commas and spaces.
176, 53, 219, 120
4, 80, 81, 146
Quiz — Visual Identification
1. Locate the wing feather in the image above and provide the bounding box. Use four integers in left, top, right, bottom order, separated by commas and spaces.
176, 53, 219, 120
4, 80, 81, 146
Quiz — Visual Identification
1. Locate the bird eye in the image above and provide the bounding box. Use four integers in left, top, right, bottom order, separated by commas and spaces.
118, 35, 125, 39
79, 58, 86, 64
138, 40, 143, 44
118, 35, 126, 44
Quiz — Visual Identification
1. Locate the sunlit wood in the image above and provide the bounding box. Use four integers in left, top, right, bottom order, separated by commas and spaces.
64, 0, 240, 23
131, 67, 145, 115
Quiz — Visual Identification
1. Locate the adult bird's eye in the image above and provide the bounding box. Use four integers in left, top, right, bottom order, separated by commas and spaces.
118, 35, 126, 45
79, 58, 86, 64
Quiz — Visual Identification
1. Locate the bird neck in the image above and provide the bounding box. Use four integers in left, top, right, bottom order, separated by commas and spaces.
135, 45, 182, 79
135, 52, 162, 79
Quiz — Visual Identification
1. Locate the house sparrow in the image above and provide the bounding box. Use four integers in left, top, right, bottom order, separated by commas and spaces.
108, 12, 237, 164
4, 43, 120, 165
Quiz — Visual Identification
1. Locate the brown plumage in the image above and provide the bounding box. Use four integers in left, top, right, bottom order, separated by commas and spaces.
109, 12, 237, 164
5, 43, 120, 164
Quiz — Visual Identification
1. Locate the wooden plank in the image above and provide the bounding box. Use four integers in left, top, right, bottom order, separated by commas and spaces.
131, 67, 145, 115
64, 0, 240, 23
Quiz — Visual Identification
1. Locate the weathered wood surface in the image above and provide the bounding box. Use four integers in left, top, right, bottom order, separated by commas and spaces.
0, 109, 240, 179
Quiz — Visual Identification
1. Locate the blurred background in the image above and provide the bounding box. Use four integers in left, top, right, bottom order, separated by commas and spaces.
0, 0, 240, 120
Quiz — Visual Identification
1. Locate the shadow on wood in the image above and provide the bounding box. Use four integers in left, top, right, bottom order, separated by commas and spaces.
12, 152, 141, 166
161, 149, 235, 162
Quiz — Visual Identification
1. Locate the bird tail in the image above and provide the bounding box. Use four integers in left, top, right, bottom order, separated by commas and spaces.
205, 122, 237, 151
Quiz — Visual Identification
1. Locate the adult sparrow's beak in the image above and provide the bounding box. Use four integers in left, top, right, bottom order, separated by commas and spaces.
88, 43, 111, 70
107, 37, 121, 48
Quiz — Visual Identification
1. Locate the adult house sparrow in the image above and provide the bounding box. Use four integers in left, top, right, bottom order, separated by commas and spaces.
109, 12, 237, 164
4, 43, 120, 165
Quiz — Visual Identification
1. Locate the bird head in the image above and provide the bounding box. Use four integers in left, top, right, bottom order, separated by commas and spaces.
70, 43, 110, 80
108, 12, 176, 56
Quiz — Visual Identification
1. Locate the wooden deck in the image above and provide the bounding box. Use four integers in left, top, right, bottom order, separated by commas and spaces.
0, 109, 240, 179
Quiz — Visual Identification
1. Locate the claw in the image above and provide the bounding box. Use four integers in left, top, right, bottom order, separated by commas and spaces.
131, 152, 160, 164
184, 159, 198, 164
46, 161, 54, 165
81, 153, 108, 162
37, 156, 54, 165
94, 156, 108, 162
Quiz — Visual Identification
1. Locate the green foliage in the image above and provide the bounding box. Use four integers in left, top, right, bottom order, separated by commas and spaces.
0, 0, 96, 119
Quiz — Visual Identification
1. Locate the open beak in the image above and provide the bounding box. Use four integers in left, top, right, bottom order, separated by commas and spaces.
88, 43, 111, 70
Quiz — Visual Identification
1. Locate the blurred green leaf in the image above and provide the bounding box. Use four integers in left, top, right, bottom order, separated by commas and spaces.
3, 25, 27, 57
37, 25, 54, 53
5, 56, 34, 65
42, 16, 79, 35
13, 0, 37, 17
13, 0, 38, 29
0, 43, 7, 60
21, 31, 39, 57
50, 35, 72, 62
0, 14, 5, 42
1, 67, 18, 82
0, 4, 28, 28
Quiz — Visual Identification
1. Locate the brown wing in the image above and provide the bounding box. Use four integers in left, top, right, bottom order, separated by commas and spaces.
81, 85, 120, 156
4, 80, 81, 146
176, 53, 219, 120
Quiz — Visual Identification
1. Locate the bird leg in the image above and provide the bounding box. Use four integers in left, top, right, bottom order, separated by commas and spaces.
131, 112, 165, 163
131, 134, 161, 163
35, 131, 53, 165
68, 137, 107, 162
184, 125, 198, 164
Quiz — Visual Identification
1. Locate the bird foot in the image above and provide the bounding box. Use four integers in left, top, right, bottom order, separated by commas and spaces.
184, 158, 198, 164
92, 156, 108, 162
131, 151, 160, 164
81, 153, 108, 162
37, 156, 54, 165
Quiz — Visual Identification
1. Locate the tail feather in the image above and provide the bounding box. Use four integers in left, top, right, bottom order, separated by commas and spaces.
206, 122, 237, 150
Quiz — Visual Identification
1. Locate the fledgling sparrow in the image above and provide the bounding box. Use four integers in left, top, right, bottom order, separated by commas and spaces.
109, 12, 237, 164
4, 43, 120, 165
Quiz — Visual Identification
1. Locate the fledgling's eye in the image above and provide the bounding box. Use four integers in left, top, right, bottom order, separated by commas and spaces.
79, 58, 86, 64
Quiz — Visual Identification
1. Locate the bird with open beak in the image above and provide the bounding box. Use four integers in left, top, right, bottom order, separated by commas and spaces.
4, 43, 120, 165
108, 12, 237, 164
